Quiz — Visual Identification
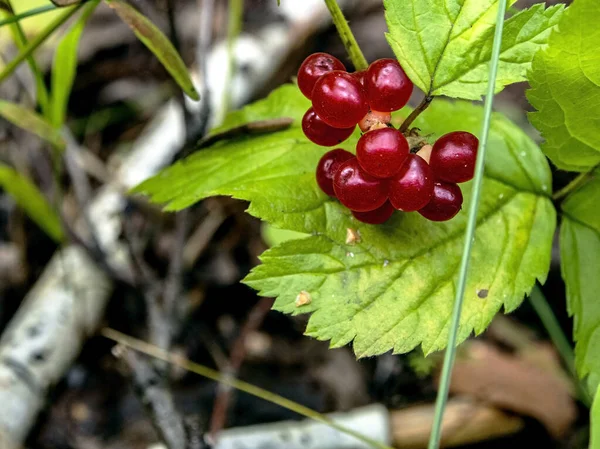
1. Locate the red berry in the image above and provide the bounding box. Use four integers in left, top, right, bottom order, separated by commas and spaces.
388, 154, 434, 211
418, 182, 463, 222
333, 157, 388, 212
358, 110, 392, 132
430, 131, 479, 183
302, 108, 355, 147
316, 149, 354, 197
352, 201, 394, 224
297, 53, 345, 99
312, 71, 369, 129
365, 58, 413, 112
351, 70, 366, 85
356, 128, 409, 178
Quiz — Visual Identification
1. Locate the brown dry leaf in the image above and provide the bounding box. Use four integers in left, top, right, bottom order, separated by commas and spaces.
446, 341, 576, 438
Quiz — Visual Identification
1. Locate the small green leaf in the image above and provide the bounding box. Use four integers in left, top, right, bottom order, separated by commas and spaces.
0, 163, 63, 242
49, 0, 99, 128
592, 388, 600, 449
528, 0, 600, 172
0, 100, 65, 150
385, 0, 563, 100
561, 176, 600, 380
106, 0, 199, 101
134, 85, 555, 357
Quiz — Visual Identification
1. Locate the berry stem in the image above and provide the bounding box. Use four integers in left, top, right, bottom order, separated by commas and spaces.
323, 0, 368, 71
427, 1, 507, 449
552, 165, 598, 201
399, 95, 433, 133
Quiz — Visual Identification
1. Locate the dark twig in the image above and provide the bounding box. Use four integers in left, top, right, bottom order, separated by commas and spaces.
123, 350, 188, 449
399, 95, 433, 133
209, 297, 274, 438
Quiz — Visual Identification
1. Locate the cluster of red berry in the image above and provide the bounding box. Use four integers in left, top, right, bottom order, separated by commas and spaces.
298, 53, 479, 224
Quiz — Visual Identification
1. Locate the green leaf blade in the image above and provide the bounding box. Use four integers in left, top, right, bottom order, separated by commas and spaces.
134, 85, 555, 357
106, 0, 199, 101
0, 100, 65, 149
49, 0, 99, 128
528, 0, 600, 172
0, 164, 63, 242
385, 0, 563, 99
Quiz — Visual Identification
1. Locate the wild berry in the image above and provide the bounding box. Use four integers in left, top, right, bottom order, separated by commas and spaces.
316, 149, 354, 197
365, 58, 413, 112
333, 157, 388, 212
297, 53, 345, 99
356, 128, 409, 179
358, 110, 392, 132
352, 201, 394, 224
418, 182, 463, 221
429, 131, 479, 183
388, 154, 434, 212
302, 108, 355, 147
312, 71, 370, 129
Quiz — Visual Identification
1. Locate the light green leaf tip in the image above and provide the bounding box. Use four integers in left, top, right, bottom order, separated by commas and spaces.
134, 85, 555, 357
49, 0, 99, 128
385, 0, 564, 100
528, 0, 600, 172
0, 163, 64, 242
106, 0, 200, 101
0, 100, 65, 150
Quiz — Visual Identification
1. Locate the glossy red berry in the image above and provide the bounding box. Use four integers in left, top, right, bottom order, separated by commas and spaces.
365, 58, 413, 112
312, 71, 370, 129
302, 108, 355, 147
356, 128, 409, 178
418, 182, 463, 222
430, 131, 479, 183
316, 149, 354, 197
297, 53, 345, 99
352, 201, 394, 224
388, 154, 434, 212
333, 157, 388, 212
351, 70, 366, 85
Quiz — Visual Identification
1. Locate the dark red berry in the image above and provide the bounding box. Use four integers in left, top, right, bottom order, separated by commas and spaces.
297, 53, 345, 99
388, 154, 434, 211
365, 58, 413, 112
430, 131, 479, 183
358, 110, 392, 132
352, 201, 394, 224
351, 70, 366, 85
302, 108, 355, 147
356, 128, 409, 178
418, 182, 463, 222
316, 149, 354, 196
312, 71, 370, 129
333, 157, 388, 212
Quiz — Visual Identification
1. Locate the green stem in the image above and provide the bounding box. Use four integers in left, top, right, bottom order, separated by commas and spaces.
553, 167, 597, 201
323, 0, 367, 71
529, 284, 593, 407
217, 0, 243, 125
0, 3, 83, 85
427, 2, 507, 448
0, 4, 57, 28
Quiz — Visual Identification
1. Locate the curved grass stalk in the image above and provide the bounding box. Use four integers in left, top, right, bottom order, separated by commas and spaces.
427, 1, 508, 448
102, 328, 393, 449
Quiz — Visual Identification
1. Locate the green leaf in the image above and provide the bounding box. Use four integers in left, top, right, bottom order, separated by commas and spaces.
528, 0, 600, 172
0, 100, 65, 150
385, 0, 563, 100
134, 85, 555, 356
262, 223, 308, 248
0, 163, 63, 242
106, 0, 199, 101
561, 176, 600, 380
49, 0, 99, 128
